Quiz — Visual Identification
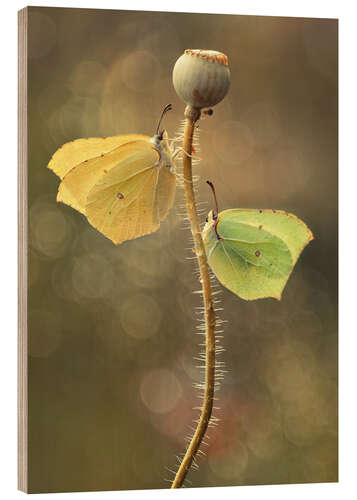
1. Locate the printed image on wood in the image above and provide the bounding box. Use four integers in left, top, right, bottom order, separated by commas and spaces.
18, 6, 338, 493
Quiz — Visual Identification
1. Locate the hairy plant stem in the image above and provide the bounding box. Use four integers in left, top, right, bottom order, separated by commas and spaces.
171, 106, 216, 489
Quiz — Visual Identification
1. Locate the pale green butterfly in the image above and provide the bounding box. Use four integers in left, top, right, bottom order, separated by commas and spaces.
47, 104, 176, 245
202, 181, 314, 301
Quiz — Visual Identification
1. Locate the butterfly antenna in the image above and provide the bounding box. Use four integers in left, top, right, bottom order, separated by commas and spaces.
156, 103, 173, 137
206, 180, 219, 214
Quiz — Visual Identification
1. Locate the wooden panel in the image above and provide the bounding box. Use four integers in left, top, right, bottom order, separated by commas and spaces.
18, 7, 28, 493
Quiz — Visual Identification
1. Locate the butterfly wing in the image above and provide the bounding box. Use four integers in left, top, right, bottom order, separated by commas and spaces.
85, 140, 174, 244
56, 136, 151, 214
48, 134, 147, 179
219, 209, 313, 263
204, 209, 313, 300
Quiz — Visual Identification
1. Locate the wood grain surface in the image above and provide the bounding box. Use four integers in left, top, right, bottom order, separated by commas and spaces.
18, 7, 28, 493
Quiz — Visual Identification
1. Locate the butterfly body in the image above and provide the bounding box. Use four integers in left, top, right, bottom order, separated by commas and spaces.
202, 208, 313, 301
150, 133, 176, 173
48, 131, 176, 245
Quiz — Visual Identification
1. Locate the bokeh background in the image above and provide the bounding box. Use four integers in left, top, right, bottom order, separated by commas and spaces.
26, 7, 338, 493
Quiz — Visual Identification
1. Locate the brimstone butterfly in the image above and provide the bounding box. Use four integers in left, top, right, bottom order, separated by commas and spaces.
202, 181, 314, 301
47, 104, 176, 245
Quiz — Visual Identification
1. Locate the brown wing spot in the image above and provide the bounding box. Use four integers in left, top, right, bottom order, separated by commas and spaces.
103, 169, 108, 173
259, 209, 263, 213
255, 250, 261, 257
101, 153, 104, 157
272, 209, 276, 213
117, 192, 124, 200
109, 211, 112, 215
259, 225, 263, 230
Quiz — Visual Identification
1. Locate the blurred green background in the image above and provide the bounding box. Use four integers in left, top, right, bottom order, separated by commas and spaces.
27, 7, 338, 493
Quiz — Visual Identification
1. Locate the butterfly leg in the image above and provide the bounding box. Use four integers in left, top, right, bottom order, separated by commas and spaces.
173, 147, 198, 160
153, 147, 162, 166
169, 135, 184, 147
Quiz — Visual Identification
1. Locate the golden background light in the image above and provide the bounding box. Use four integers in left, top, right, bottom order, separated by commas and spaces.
120, 294, 162, 340
140, 369, 183, 414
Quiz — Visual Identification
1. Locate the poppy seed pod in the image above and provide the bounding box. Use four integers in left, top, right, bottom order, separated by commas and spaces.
173, 49, 230, 110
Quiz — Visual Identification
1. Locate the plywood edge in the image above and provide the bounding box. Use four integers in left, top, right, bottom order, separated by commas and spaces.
18, 6, 28, 494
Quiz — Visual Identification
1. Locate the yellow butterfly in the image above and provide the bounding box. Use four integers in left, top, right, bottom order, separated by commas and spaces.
47, 105, 176, 245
